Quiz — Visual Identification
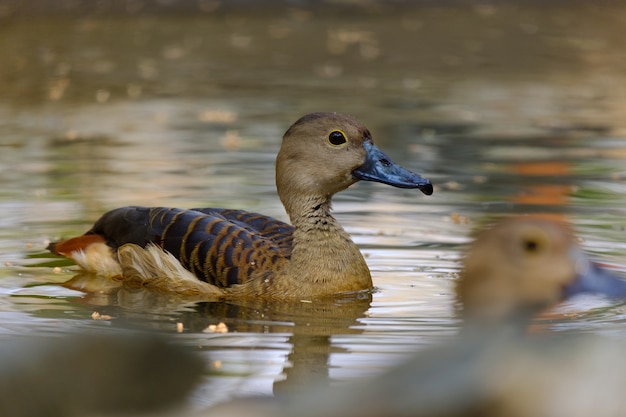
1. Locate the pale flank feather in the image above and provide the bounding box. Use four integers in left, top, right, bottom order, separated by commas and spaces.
70, 243, 123, 277
117, 243, 225, 297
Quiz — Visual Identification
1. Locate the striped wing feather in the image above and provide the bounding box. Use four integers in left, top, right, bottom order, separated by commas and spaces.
87, 206, 293, 287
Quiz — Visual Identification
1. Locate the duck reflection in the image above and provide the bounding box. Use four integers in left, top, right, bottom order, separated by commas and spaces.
188, 295, 372, 395
62, 276, 372, 395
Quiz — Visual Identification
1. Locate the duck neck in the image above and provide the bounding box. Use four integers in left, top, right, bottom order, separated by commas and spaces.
282, 195, 373, 293
285, 195, 336, 231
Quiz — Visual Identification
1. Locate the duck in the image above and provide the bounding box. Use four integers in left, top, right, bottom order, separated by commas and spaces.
201, 216, 626, 417
456, 215, 626, 325
0, 332, 203, 417
48, 112, 433, 299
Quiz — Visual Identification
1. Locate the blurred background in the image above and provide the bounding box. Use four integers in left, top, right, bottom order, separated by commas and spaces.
2, 0, 626, 414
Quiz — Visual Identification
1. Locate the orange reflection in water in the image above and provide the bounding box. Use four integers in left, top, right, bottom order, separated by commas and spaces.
508, 160, 572, 213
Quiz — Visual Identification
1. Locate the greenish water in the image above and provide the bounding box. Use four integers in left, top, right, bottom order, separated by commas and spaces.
2, 2, 626, 411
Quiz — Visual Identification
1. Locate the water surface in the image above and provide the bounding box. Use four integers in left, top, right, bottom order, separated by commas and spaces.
2, 2, 626, 411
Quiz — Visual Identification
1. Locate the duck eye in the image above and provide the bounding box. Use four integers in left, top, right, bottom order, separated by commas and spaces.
328, 130, 347, 146
517, 228, 549, 258
523, 238, 539, 253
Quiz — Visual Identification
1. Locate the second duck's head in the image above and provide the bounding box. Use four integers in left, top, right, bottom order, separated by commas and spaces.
456, 215, 626, 324
276, 112, 433, 209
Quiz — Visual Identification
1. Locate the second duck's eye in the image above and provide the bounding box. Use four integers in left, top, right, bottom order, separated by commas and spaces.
523, 238, 540, 253
521, 233, 548, 256
328, 130, 347, 146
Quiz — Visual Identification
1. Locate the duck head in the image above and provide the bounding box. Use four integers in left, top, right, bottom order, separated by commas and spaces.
457, 216, 626, 323
276, 112, 432, 211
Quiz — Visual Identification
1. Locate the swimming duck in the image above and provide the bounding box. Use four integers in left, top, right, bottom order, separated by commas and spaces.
48, 112, 433, 299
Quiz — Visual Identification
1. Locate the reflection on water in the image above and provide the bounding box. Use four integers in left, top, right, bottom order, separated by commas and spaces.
2, 1, 626, 412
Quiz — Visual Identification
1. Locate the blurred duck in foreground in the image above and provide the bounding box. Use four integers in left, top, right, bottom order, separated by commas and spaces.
0, 333, 203, 417
48, 112, 432, 300
456, 215, 626, 325
203, 216, 626, 417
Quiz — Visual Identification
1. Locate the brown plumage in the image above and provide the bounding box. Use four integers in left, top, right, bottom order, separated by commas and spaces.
456, 215, 626, 323
48, 112, 433, 299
